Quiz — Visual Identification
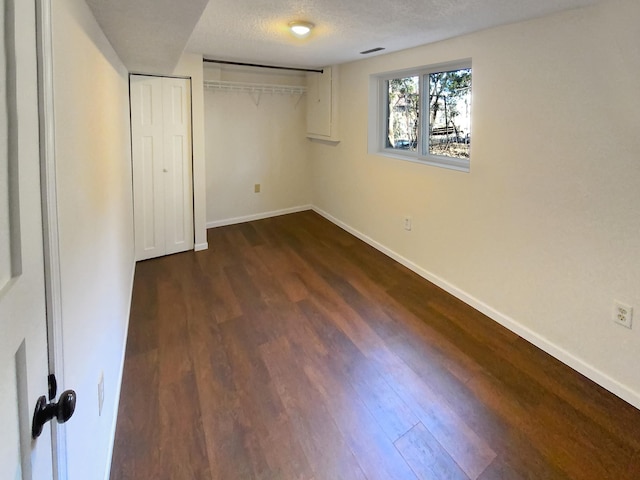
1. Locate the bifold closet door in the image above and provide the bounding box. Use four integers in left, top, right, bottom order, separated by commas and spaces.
130, 75, 194, 261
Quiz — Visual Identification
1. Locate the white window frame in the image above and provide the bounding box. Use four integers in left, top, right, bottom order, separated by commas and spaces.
368, 59, 472, 172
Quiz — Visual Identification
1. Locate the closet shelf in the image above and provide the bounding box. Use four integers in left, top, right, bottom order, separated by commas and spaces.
203, 80, 307, 95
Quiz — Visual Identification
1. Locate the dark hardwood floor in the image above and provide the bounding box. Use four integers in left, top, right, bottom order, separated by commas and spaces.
110, 210, 640, 479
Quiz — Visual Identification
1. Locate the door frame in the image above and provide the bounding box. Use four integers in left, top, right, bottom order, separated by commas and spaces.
35, 0, 67, 477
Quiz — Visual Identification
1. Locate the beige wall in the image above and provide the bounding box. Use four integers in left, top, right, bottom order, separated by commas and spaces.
52, 0, 134, 478
310, 0, 640, 406
204, 66, 312, 225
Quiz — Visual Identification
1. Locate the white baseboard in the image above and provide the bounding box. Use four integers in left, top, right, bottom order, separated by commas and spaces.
194, 242, 208, 252
206, 205, 313, 229
311, 206, 640, 410
104, 260, 136, 480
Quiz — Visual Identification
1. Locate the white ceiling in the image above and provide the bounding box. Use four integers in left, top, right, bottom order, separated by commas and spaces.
87, 0, 601, 73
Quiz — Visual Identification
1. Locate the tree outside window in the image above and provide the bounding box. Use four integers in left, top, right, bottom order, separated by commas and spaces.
387, 76, 419, 151
428, 68, 471, 159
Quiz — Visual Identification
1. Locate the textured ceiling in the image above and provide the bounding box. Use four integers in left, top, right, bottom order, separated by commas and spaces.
186, 0, 601, 69
86, 0, 601, 73
85, 0, 209, 73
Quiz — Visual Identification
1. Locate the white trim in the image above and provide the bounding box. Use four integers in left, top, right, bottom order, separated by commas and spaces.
375, 149, 470, 173
194, 242, 208, 252
206, 205, 312, 229
35, 0, 68, 477
103, 262, 135, 480
311, 206, 640, 410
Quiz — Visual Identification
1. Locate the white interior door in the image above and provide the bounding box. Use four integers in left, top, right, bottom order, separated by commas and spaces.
130, 75, 194, 261
162, 77, 194, 256
0, 0, 54, 477
131, 76, 165, 260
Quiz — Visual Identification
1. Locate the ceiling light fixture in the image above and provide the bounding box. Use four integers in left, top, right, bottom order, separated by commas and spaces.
289, 21, 314, 38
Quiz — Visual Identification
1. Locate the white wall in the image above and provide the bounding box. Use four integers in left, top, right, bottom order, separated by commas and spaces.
310, 0, 640, 407
204, 67, 312, 225
51, 0, 134, 478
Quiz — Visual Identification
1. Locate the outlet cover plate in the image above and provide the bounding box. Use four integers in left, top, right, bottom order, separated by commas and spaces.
613, 301, 633, 329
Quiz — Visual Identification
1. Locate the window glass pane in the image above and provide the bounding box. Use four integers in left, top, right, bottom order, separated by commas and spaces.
386, 76, 419, 152
428, 68, 471, 159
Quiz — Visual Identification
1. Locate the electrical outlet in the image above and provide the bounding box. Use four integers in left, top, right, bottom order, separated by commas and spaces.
403, 215, 412, 231
98, 372, 105, 416
254, 183, 261, 193
613, 301, 633, 329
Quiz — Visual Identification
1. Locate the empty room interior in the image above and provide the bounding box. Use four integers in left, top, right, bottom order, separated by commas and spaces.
7, 0, 640, 478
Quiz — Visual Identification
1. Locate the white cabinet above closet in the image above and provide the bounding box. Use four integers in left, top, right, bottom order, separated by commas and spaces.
306, 66, 339, 143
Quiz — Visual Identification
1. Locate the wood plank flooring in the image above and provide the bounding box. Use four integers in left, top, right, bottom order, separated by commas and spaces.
110, 210, 640, 479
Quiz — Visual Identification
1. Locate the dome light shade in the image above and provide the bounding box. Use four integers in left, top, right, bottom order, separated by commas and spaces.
289, 21, 314, 38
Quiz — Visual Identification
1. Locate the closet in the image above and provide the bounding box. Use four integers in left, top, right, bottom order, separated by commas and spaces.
130, 75, 194, 261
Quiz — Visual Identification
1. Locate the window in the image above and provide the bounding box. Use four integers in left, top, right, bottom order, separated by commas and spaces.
370, 61, 472, 172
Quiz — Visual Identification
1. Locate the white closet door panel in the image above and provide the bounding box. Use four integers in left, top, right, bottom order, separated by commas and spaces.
162, 78, 193, 255
139, 136, 161, 249
131, 76, 165, 260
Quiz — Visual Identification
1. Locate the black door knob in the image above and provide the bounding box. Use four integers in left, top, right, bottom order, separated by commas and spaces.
32, 389, 77, 439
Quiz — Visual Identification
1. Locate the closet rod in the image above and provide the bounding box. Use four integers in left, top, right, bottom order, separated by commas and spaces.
203, 58, 323, 74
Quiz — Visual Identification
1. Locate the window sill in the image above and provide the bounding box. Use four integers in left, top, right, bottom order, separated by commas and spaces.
377, 149, 470, 173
